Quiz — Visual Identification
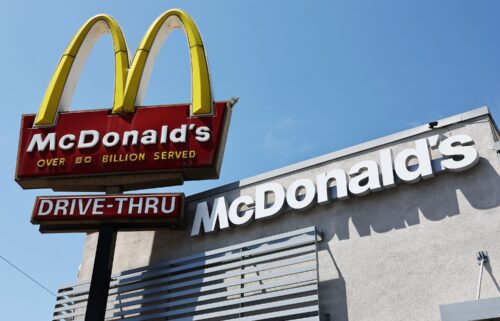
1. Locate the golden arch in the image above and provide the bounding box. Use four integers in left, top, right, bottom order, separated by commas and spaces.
35, 9, 213, 126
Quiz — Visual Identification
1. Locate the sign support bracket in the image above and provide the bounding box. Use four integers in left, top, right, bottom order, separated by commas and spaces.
84, 186, 121, 321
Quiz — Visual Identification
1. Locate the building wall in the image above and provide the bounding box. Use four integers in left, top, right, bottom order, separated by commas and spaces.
79, 110, 500, 321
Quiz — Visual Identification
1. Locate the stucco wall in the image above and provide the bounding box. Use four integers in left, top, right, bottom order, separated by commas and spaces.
78, 111, 500, 321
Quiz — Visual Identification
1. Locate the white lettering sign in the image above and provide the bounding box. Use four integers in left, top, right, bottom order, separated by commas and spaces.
26, 125, 212, 152
191, 134, 480, 236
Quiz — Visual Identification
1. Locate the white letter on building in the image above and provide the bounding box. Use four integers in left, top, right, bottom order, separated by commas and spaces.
228, 195, 255, 226
394, 138, 433, 183
379, 148, 396, 188
255, 182, 285, 220
348, 160, 382, 196
191, 197, 230, 236
286, 178, 316, 211
316, 169, 349, 204
439, 134, 479, 172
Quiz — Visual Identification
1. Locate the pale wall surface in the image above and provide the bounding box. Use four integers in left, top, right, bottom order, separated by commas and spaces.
78, 109, 500, 321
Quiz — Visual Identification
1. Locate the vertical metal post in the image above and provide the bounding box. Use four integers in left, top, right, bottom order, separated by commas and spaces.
477, 258, 484, 300
315, 229, 323, 320
84, 187, 121, 321
476, 251, 489, 300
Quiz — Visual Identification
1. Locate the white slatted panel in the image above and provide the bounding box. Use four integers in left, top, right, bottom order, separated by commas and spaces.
53, 226, 321, 321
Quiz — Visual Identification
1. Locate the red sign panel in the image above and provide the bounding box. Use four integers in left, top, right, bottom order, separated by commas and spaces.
16, 102, 231, 191
32, 193, 184, 232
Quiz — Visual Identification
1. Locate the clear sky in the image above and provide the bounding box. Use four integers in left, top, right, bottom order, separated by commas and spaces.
1, 0, 500, 319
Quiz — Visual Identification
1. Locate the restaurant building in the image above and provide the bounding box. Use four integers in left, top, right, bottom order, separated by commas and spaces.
56, 106, 500, 321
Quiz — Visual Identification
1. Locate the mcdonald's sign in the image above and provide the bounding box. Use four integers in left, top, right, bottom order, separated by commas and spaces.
15, 9, 234, 192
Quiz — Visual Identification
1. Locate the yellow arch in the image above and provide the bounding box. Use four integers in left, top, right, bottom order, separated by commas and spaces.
118, 9, 212, 115
35, 14, 130, 126
35, 9, 213, 126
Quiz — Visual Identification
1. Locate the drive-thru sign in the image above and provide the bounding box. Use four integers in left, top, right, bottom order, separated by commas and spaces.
32, 193, 184, 232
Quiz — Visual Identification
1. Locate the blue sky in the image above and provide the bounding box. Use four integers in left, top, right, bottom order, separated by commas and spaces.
1, 0, 500, 319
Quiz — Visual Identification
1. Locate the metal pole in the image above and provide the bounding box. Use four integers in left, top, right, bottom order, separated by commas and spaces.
476, 251, 489, 300
476, 258, 484, 300
84, 187, 121, 321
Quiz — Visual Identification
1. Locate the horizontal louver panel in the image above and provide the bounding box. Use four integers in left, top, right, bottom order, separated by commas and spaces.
53, 226, 320, 321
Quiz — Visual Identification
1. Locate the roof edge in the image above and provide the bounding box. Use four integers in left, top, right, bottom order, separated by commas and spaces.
188, 106, 490, 202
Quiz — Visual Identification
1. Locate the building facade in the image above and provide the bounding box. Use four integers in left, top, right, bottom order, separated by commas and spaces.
72, 107, 500, 321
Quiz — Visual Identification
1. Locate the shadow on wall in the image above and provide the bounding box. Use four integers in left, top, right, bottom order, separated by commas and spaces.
320, 157, 500, 242
485, 263, 500, 294
320, 245, 348, 321
312, 159, 500, 321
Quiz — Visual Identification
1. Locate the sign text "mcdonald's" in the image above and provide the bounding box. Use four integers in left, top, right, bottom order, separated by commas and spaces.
16, 102, 231, 191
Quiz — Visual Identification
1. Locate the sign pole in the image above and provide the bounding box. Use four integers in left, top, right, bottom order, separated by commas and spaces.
84, 187, 120, 321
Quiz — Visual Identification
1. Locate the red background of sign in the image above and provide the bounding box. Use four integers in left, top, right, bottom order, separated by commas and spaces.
16, 102, 228, 180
